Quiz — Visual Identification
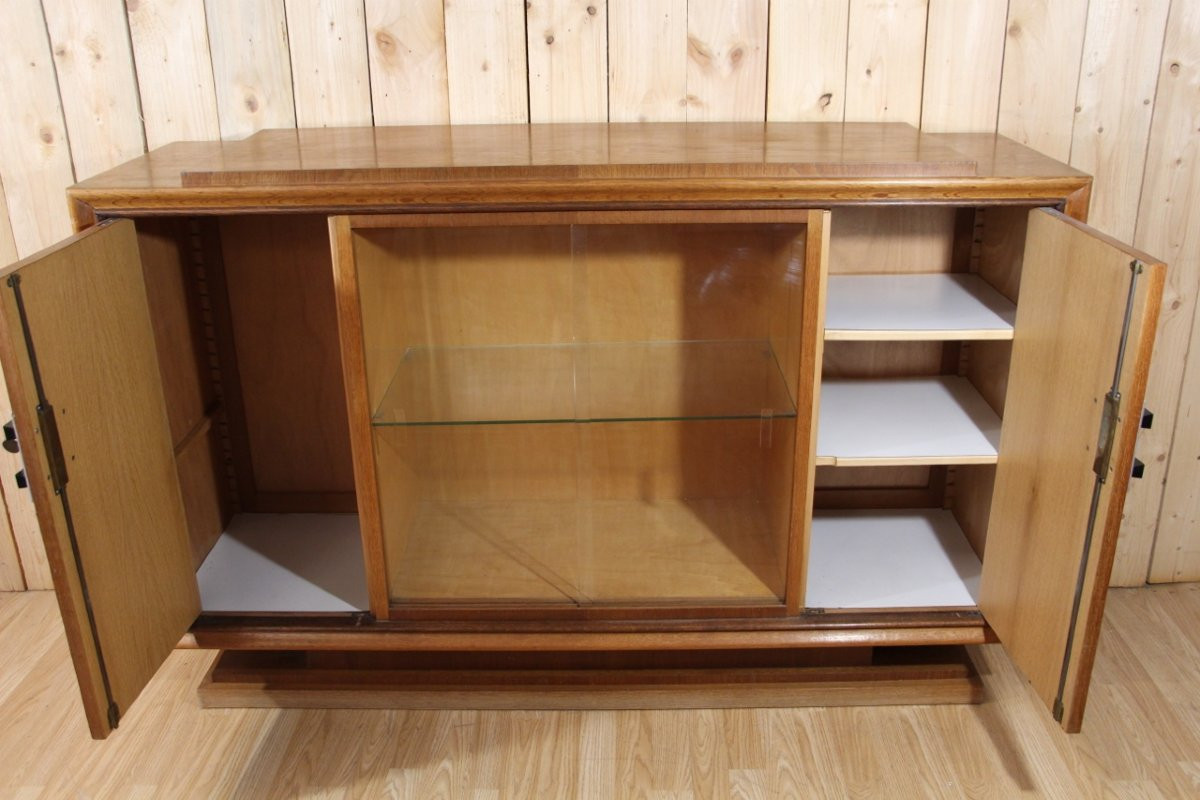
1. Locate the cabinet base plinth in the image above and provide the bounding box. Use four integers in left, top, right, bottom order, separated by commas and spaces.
197, 646, 983, 710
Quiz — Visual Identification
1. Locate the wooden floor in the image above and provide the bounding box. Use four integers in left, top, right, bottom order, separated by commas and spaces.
1, 586, 1198, 798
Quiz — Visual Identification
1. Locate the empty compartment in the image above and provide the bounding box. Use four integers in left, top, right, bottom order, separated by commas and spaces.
346, 213, 818, 607
135, 215, 367, 614
807, 509, 981, 608
197, 514, 367, 612
805, 463, 995, 610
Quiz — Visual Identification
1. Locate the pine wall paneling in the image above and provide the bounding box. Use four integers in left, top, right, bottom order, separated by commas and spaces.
844, 0, 928, 126
685, 0, 769, 122
766, 0, 849, 122
608, 0, 686, 122
527, 0, 608, 123
127, 0, 222, 149
205, 0, 297, 138
366, 0, 450, 125
1069, 0, 1175, 583
1070, 0, 1170, 241
0, 183, 23, 591
444, 0, 528, 124
920, 0, 1007, 133
0, 0, 1196, 589
996, 0, 1090, 162
1139, 0, 1200, 583
284, 0, 373, 127
41, 0, 146, 181
0, 0, 76, 589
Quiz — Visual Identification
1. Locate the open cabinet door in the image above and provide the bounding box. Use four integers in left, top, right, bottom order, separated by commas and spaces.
980, 209, 1164, 732
0, 220, 198, 739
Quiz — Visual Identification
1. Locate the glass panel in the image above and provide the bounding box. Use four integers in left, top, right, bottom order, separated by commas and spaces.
354, 220, 807, 606
372, 340, 797, 425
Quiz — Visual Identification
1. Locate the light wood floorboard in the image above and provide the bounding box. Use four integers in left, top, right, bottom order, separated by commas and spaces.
1, 585, 1198, 798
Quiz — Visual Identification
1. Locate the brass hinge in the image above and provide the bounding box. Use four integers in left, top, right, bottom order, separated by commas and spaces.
1092, 391, 1121, 483
36, 403, 69, 493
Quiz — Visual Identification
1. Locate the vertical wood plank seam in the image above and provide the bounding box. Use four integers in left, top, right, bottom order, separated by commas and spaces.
604, 0, 611, 122
196, 0, 224, 140
113, 0, 151, 153
280, 0, 299, 132
1151, 286, 1200, 581
761, 0, 771, 122
839, 0, 850, 123
359, 0, 376, 126
282, 2, 303, 131
34, 0, 78, 185
1136, 0, 1188, 581
916, 0, 931, 131
991, 0, 1015, 137
1065, 0, 1095, 165
523, 0, 533, 125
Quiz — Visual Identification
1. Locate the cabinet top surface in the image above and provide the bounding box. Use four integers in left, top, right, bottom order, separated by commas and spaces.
70, 122, 1089, 213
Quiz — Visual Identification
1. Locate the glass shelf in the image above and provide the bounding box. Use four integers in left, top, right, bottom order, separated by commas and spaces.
372, 340, 797, 426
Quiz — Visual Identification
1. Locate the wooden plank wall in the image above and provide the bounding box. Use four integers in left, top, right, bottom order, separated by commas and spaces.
0, 0, 1195, 588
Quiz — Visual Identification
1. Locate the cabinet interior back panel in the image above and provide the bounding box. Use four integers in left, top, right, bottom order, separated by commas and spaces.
197, 514, 367, 612
218, 216, 355, 497
807, 510, 981, 609
827, 206, 958, 274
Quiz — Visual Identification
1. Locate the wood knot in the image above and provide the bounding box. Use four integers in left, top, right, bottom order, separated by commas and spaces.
481, 60, 490, 72
687, 36, 713, 63
1169, 62, 1181, 75
818, 92, 833, 109
1007, 21, 1021, 37
126, 0, 140, 12
39, 126, 54, 144
545, 34, 555, 45
586, 5, 596, 15
375, 30, 396, 54
244, 94, 259, 113
729, 47, 744, 66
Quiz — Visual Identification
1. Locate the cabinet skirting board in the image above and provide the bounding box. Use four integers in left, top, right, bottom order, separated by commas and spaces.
197, 646, 983, 710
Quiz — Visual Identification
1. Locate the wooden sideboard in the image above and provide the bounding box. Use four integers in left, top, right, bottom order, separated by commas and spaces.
0, 122, 1163, 739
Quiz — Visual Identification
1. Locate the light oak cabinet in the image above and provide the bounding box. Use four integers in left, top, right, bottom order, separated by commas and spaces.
0, 123, 1163, 739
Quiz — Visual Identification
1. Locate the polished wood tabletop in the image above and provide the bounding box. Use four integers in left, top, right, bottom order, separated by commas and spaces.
69, 122, 1089, 216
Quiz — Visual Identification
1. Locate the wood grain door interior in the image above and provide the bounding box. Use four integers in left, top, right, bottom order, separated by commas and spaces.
0, 219, 198, 739
980, 209, 1165, 732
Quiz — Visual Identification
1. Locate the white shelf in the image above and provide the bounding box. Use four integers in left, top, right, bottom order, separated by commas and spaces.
816, 376, 1001, 466
197, 513, 367, 612
806, 509, 981, 609
824, 273, 1015, 341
